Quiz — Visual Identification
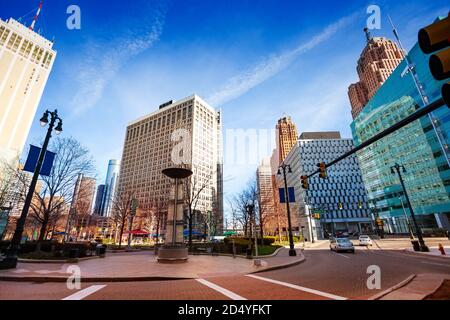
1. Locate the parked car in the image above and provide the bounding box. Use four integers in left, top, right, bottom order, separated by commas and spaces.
330, 237, 355, 253
358, 235, 373, 246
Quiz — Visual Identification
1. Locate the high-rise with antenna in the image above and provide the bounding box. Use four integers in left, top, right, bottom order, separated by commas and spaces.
348, 30, 404, 119
29, 1, 43, 31
0, 3, 56, 167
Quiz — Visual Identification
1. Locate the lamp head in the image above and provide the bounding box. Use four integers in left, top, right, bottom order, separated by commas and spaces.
55, 120, 63, 135
39, 112, 49, 127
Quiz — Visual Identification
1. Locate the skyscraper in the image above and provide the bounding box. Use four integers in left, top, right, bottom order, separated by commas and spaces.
351, 36, 450, 233
276, 116, 298, 163
117, 95, 223, 236
70, 174, 96, 216
101, 159, 120, 217
93, 184, 105, 215
0, 17, 56, 165
256, 157, 276, 236
348, 29, 403, 119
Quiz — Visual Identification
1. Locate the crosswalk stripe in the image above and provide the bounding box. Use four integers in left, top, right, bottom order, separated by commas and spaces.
246, 274, 347, 300
196, 279, 247, 300
62, 285, 107, 300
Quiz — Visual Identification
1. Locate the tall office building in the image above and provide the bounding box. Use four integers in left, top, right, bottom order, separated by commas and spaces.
93, 184, 105, 215
351, 31, 450, 233
101, 159, 120, 217
117, 95, 224, 236
276, 116, 298, 163
348, 29, 403, 119
256, 157, 276, 235
0, 17, 56, 165
70, 174, 96, 215
279, 131, 372, 240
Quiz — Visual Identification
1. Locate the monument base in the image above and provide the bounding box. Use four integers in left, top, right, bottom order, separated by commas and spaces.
157, 246, 189, 263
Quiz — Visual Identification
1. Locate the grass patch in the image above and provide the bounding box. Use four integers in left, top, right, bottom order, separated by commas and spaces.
254, 245, 282, 256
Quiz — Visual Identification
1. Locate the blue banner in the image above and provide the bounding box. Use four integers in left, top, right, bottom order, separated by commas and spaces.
23, 145, 55, 176
279, 187, 295, 203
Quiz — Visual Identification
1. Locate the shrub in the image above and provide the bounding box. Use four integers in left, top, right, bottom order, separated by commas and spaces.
262, 236, 276, 245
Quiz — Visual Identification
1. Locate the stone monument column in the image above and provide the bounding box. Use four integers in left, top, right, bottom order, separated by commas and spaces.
157, 167, 192, 263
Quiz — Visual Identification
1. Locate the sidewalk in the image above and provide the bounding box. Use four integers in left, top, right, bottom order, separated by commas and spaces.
405, 246, 450, 258
0, 247, 305, 282
376, 273, 450, 300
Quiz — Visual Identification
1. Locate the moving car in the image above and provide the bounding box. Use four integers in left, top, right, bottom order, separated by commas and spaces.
358, 235, 373, 246
330, 237, 355, 253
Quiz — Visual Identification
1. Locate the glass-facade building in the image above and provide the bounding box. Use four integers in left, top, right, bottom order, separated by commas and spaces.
281, 133, 372, 240
351, 41, 450, 234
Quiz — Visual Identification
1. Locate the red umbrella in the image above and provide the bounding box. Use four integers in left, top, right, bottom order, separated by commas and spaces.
123, 229, 150, 236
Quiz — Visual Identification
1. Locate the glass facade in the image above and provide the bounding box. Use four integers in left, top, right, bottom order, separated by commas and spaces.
351, 42, 450, 234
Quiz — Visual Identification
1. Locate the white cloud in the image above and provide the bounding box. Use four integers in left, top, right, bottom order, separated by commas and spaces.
68, 4, 167, 117
206, 11, 359, 107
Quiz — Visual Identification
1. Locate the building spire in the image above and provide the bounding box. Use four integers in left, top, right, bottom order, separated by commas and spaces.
29, 1, 43, 31
363, 27, 372, 43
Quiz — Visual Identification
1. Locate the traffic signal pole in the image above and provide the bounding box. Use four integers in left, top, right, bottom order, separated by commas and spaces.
306, 97, 445, 179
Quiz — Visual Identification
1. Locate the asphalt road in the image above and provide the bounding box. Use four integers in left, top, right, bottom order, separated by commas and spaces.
1, 245, 449, 300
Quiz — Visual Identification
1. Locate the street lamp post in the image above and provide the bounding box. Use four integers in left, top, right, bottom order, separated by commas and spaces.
304, 195, 315, 243
399, 197, 414, 240
0, 110, 62, 269
278, 163, 296, 256
246, 203, 258, 257
391, 163, 429, 252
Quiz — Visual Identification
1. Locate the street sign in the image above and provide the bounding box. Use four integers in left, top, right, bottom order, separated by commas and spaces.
279, 187, 295, 203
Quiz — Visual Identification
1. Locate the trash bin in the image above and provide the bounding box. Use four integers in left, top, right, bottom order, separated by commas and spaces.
68, 248, 79, 258
411, 240, 420, 252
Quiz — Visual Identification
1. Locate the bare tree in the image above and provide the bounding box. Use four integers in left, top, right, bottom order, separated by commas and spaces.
184, 165, 213, 247
27, 138, 95, 246
150, 199, 168, 244
228, 178, 258, 237
111, 191, 133, 248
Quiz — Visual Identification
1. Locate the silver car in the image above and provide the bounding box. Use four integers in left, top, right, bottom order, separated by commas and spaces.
330, 237, 355, 253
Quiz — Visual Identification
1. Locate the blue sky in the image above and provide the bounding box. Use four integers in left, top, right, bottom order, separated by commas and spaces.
2, 0, 448, 212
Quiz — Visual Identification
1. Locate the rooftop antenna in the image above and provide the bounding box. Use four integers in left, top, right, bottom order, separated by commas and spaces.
29, 1, 43, 31
388, 14, 450, 168
363, 27, 372, 43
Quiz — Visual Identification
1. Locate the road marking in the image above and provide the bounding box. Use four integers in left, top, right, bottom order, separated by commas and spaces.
246, 274, 347, 300
62, 285, 107, 300
196, 279, 247, 300
421, 261, 450, 267
335, 253, 351, 259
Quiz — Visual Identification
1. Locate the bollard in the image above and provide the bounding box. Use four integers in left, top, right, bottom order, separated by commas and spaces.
438, 243, 446, 255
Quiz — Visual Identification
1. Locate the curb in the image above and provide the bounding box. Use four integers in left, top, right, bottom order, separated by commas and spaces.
0, 275, 193, 283
18, 256, 100, 264
250, 252, 306, 274
368, 274, 416, 300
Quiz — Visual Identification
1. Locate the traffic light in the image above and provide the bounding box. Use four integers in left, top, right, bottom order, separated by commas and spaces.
418, 13, 450, 107
301, 175, 309, 189
358, 201, 362, 209
338, 201, 343, 210
317, 162, 327, 179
